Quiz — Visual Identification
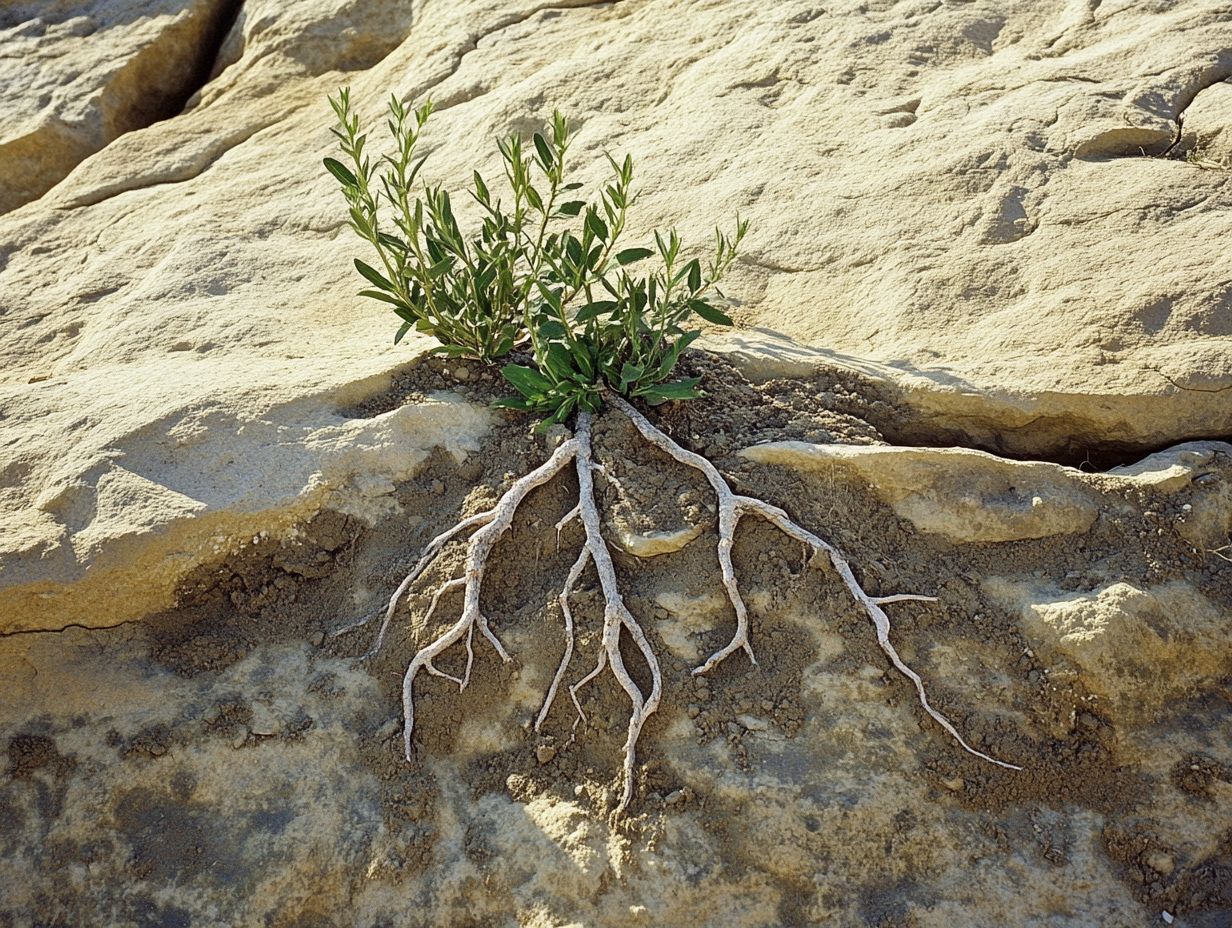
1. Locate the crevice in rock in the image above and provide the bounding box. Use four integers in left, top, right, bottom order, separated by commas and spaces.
0, 618, 144, 640
168, 0, 246, 120
59, 115, 278, 211
1160, 66, 1232, 158
876, 419, 1232, 472
0, 0, 244, 215
1074, 61, 1232, 162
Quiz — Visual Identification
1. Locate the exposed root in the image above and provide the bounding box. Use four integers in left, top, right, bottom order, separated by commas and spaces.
393, 437, 581, 760
536, 546, 589, 733
372, 396, 1022, 818
573, 411, 663, 812
607, 392, 1021, 771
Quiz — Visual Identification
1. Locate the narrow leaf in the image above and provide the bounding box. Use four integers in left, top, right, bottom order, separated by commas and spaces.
502, 364, 552, 398
635, 378, 702, 403
687, 259, 702, 292
533, 132, 554, 169
358, 288, 407, 306
493, 395, 534, 411
585, 211, 608, 242
354, 259, 394, 291
544, 343, 574, 382
575, 300, 617, 323
539, 320, 568, 340
690, 299, 733, 326
323, 157, 358, 187
615, 247, 654, 266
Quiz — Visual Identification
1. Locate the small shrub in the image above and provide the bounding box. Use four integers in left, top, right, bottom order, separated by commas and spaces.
325, 88, 746, 424
324, 88, 1021, 815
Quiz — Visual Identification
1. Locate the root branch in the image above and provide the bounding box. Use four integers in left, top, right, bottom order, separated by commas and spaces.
369, 395, 1022, 816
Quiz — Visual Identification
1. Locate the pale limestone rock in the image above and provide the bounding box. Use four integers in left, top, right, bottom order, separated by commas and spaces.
1178, 79, 1232, 166
0, 5, 1229, 629
0, 390, 491, 633
1109, 441, 1232, 550
611, 521, 702, 558
742, 441, 1101, 543
742, 439, 1232, 544
0, 0, 239, 214
0, 619, 1153, 927
987, 579, 1232, 725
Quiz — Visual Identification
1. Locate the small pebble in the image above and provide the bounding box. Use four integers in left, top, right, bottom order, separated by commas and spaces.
535, 745, 557, 765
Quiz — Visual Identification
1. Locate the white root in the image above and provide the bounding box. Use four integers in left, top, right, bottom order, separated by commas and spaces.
364, 510, 497, 659
536, 546, 589, 732
607, 392, 1022, 772
398, 437, 581, 761
379, 394, 1021, 818
573, 411, 663, 813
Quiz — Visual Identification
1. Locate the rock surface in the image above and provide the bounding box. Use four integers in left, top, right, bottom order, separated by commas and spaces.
0, 0, 239, 214
3, 401, 1230, 926
2, 1, 1232, 621
1178, 78, 1232, 167
3, 1, 1232, 926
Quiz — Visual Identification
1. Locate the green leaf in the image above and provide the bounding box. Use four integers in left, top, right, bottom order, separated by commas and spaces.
544, 343, 575, 382
533, 132, 554, 169
569, 341, 595, 381
619, 361, 644, 389
323, 157, 358, 187
689, 298, 733, 326
634, 378, 702, 404
358, 288, 404, 306
538, 320, 568, 340
615, 247, 653, 266
473, 171, 490, 203
557, 201, 585, 217
686, 259, 702, 292
585, 211, 608, 242
536, 281, 563, 310
492, 333, 517, 358
575, 300, 617, 323
502, 364, 552, 399
565, 235, 583, 268
354, 259, 394, 291
492, 395, 534, 411
394, 321, 412, 344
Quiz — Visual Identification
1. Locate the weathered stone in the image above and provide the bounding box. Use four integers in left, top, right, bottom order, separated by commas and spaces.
1178, 79, 1232, 166
987, 579, 1232, 726
742, 439, 1232, 545
611, 521, 703, 558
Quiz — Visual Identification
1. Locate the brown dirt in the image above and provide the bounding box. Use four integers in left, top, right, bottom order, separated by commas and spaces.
10, 350, 1230, 924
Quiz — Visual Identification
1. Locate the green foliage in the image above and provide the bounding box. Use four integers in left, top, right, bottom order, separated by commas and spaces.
326, 87, 747, 422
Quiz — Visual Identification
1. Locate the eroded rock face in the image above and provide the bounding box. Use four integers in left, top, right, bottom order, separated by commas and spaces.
987, 579, 1230, 726
3, 2, 1232, 925
1178, 79, 1232, 167
0, 0, 241, 214
2, 413, 1230, 926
